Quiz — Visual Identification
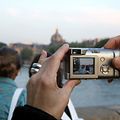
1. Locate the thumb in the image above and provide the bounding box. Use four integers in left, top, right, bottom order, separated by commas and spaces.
63, 80, 80, 97
38, 50, 47, 64
112, 57, 120, 70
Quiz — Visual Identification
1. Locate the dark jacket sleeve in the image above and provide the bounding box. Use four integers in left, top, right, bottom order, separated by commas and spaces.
12, 105, 57, 120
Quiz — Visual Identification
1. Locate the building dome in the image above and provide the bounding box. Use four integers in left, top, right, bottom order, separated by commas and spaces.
51, 29, 65, 45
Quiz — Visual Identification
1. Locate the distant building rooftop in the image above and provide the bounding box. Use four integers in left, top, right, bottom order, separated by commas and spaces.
51, 29, 65, 45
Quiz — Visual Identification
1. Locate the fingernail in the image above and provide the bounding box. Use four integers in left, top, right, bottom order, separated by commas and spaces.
63, 44, 69, 48
41, 49, 46, 54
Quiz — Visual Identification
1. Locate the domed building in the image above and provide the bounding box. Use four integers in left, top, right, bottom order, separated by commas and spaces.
50, 29, 65, 45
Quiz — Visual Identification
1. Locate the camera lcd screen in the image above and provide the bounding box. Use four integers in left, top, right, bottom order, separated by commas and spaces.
73, 57, 94, 75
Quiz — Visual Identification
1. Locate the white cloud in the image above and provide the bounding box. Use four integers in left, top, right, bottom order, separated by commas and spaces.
6, 6, 120, 26
2, 4, 120, 44
63, 7, 120, 26
7, 8, 19, 17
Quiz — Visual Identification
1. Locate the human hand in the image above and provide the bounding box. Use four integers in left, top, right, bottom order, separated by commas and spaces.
104, 35, 120, 70
27, 44, 80, 119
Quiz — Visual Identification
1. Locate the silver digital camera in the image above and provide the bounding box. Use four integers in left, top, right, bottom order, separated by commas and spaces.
64, 48, 120, 80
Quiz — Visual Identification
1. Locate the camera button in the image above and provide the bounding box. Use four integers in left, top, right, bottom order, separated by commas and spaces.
100, 65, 109, 74
100, 57, 105, 62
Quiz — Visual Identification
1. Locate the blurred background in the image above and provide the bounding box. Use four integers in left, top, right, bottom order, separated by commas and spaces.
1, 0, 120, 108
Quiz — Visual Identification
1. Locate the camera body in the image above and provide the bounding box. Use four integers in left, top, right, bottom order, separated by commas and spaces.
64, 48, 120, 80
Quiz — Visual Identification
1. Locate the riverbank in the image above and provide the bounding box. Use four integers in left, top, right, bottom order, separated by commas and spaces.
76, 105, 120, 120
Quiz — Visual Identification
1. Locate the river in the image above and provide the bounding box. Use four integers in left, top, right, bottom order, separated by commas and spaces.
15, 67, 120, 108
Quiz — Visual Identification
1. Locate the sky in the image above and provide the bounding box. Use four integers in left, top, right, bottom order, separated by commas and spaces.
0, 0, 120, 45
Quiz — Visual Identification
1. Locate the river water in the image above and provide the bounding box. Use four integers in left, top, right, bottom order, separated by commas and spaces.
15, 67, 120, 108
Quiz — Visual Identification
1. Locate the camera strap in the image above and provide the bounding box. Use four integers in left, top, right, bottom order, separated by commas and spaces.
61, 99, 84, 120
7, 88, 24, 120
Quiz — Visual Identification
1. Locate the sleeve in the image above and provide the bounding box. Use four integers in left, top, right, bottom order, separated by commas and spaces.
12, 105, 57, 120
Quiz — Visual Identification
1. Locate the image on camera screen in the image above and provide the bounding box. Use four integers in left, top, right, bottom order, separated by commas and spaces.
73, 57, 94, 74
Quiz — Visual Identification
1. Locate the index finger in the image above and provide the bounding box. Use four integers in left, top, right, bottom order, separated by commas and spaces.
53, 44, 69, 61
49, 44, 69, 73
104, 36, 120, 49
